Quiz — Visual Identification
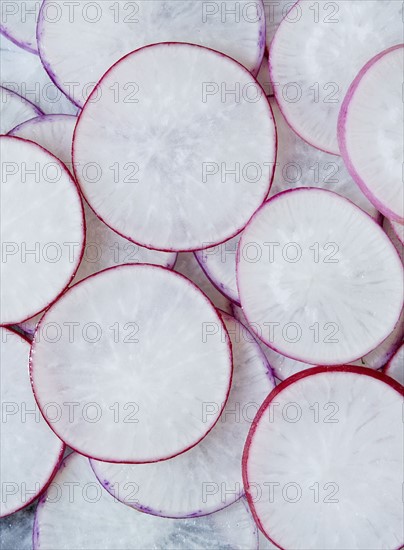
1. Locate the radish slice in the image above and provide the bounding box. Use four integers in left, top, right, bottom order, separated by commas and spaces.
73, 43, 275, 252
0, 135, 85, 325
243, 366, 404, 550
383, 218, 404, 266
91, 312, 274, 517
384, 344, 404, 386
339, 45, 404, 223
34, 453, 258, 550
0, 327, 64, 517
270, 0, 403, 154
0, 85, 42, 133
237, 189, 404, 365
30, 264, 232, 463
256, 55, 271, 96
391, 221, 404, 245
37, 0, 265, 108
0, 0, 39, 53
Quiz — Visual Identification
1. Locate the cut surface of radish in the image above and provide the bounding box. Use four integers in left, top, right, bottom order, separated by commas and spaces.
91, 311, 274, 517
0, 327, 64, 517
0, 136, 85, 325
270, 0, 403, 154
391, 221, 404, 245
256, 55, 271, 96
0, 85, 41, 134
237, 189, 404, 365
338, 45, 404, 223
30, 264, 232, 463
34, 453, 258, 550
0, 0, 40, 53
73, 43, 275, 252
384, 344, 404, 386
243, 367, 404, 550
37, 0, 265, 108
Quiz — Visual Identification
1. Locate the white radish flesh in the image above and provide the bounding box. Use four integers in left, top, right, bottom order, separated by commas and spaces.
0, 0, 40, 53
0, 85, 41, 134
384, 344, 404, 386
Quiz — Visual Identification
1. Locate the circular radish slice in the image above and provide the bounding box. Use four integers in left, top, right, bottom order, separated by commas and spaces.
0, 0, 40, 53
339, 45, 404, 223
243, 366, 404, 550
270, 0, 403, 154
30, 264, 232, 463
9, 114, 177, 276
37, 0, 265, 108
73, 43, 275, 252
91, 312, 274, 517
0, 327, 64, 517
0, 136, 85, 325
0, 85, 41, 134
384, 344, 404, 386
34, 453, 258, 550
237, 189, 404, 365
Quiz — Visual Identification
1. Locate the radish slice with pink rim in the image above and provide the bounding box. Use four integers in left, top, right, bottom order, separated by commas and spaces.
0, 85, 42, 134
91, 311, 275, 518
0, 0, 40, 54
37, 0, 266, 108
243, 366, 404, 550
269, 0, 403, 154
383, 218, 404, 265
73, 43, 276, 252
384, 344, 404, 386
0, 135, 85, 325
338, 45, 404, 223
0, 327, 64, 518
30, 264, 233, 463
237, 188, 403, 366
391, 221, 404, 245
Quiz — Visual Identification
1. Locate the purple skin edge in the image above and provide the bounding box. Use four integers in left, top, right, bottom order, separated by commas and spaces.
0, 26, 39, 55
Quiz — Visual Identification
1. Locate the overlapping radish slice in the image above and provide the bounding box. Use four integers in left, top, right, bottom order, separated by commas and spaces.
91, 312, 274, 517
33, 453, 258, 550
30, 264, 232, 463
73, 43, 275, 252
264, 0, 298, 48
37, 0, 265, 108
270, 0, 403, 154
384, 344, 404, 386
0, 0, 39, 53
384, 219, 404, 265
237, 189, 403, 365
338, 45, 404, 223
391, 221, 404, 245
0, 85, 42, 133
0, 327, 64, 517
243, 367, 404, 550
0, 136, 85, 325
256, 55, 271, 96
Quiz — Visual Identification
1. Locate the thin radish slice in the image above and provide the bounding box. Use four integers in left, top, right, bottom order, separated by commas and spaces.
237, 189, 404, 365
338, 45, 404, 223
243, 366, 404, 550
0, 85, 42, 133
0, 0, 40, 53
73, 43, 275, 252
256, 54, 271, 96
0, 135, 85, 325
175, 253, 232, 315
384, 344, 404, 386
34, 453, 258, 550
0, 33, 77, 115
30, 264, 232, 463
37, 0, 265, 108
91, 312, 274, 518
270, 0, 403, 154
0, 327, 64, 517
264, 0, 298, 49
391, 221, 404, 245
383, 218, 404, 266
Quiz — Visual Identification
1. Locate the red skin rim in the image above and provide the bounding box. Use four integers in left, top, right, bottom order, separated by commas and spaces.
236, 187, 404, 365
0, 27, 39, 55
337, 44, 404, 224
71, 41, 277, 253
242, 365, 404, 550
0, 85, 43, 117
29, 263, 234, 464
0, 326, 65, 518
384, 342, 404, 375
0, 135, 86, 326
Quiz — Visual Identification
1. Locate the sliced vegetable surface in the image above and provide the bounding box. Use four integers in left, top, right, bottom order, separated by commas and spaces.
384, 344, 404, 386
0, 85, 42, 134
0, 0, 40, 53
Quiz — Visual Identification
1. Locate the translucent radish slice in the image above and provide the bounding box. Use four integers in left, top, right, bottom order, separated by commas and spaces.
30, 264, 232, 463
33, 453, 258, 550
384, 344, 404, 386
243, 367, 404, 550
0, 85, 42, 133
175, 253, 232, 315
270, 0, 403, 154
73, 43, 275, 252
0, 136, 85, 325
0, 0, 40, 53
339, 45, 404, 223
91, 312, 274, 517
0, 327, 64, 517
37, 0, 265, 108
237, 189, 404, 365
